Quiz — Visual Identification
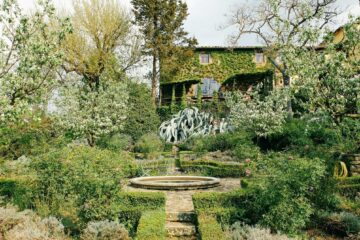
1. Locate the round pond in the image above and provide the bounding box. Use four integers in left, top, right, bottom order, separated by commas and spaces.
129, 176, 220, 190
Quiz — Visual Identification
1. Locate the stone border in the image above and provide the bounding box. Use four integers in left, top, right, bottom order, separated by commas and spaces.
129, 176, 220, 190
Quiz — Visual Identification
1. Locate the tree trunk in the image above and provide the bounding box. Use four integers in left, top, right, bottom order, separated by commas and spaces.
151, 54, 157, 105
283, 74, 293, 116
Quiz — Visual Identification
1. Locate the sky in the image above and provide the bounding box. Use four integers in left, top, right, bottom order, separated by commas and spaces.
16, 0, 360, 46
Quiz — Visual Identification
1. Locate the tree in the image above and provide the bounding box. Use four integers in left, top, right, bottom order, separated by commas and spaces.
56, 0, 142, 146
56, 72, 128, 147
0, 0, 71, 124
62, 0, 142, 88
131, 0, 197, 104
121, 81, 160, 141
286, 18, 360, 122
227, 0, 339, 113
226, 88, 289, 138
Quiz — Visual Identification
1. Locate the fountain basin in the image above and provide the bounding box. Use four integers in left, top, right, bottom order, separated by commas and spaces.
129, 176, 220, 190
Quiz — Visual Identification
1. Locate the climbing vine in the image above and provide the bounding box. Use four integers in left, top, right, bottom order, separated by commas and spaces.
160, 49, 273, 85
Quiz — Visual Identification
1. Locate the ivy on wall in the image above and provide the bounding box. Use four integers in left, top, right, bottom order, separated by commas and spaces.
160, 49, 273, 85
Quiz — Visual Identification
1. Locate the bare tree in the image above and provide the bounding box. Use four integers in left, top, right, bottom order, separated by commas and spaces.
227, 0, 340, 112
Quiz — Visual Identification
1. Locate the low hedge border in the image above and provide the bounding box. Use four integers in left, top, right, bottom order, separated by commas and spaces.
116, 192, 165, 209
180, 160, 244, 177
136, 209, 166, 240
338, 184, 360, 198
197, 212, 226, 240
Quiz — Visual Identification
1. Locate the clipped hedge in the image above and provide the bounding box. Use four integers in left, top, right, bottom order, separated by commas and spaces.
117, 192, 166, 210
338, 176, 360, 198
180, 160, 244, 177
197, 213, 226, 240
136, 209, 166, 240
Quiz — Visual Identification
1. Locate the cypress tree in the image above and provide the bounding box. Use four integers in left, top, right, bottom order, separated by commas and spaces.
180, 84, 187, 109
197, 84, 202, 109
170, 85, 177, 113
131, 0, 197, 104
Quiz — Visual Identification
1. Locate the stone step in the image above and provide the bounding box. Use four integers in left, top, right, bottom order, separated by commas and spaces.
166, 211, 196, 222
166, 222, 196, 237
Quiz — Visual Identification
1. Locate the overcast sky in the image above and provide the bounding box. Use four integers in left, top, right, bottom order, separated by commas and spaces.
17, 0, 360, 46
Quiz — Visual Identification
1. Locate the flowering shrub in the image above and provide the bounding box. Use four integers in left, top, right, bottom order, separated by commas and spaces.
226, 88, 289, 137
229, 222, 291, 240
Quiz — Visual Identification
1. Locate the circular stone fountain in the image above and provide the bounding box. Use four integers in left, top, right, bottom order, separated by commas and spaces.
129, 176, 220, 190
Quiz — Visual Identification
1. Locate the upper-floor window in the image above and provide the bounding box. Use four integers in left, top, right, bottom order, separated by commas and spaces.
255, 53, 265, 64
200, 54, 210, 64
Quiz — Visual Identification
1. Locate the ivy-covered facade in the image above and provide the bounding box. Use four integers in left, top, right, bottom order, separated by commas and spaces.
159, 46, 275, 105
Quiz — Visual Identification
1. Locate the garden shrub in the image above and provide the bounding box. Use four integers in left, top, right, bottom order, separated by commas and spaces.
29, 146, 139, 233
0, 204, 69, 240
316, 211, 360, 237
80, 220, 130, 240
97, 133, 133, 152
197, 213, 226, 240
229, 222, 291, 240
192, 131, 260, 161
134, 133, 164, 159
122, 82, 160, 141
0, 117, 66, 160
136, 209, 166, 240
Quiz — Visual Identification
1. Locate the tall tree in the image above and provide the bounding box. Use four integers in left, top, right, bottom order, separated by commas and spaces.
57, 0, 138, 146
227, 0, 339, 113
131, 0, 197, 104
62, 0, 142, 89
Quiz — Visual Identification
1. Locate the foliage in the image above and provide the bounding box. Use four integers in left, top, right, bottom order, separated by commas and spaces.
97, 134, 133, 152
62, 0, 141, 78
197, 213, 226, 240
251, 155, 336, 234
80, 220, 130, 240
316, 211, 360, 237
131, 0, 197, 102
192, 132, 260, 160
29, 146, 138, 232
181, 84, 187, 109
0, 117, 66, 160
161, 49, 272, 85
159, 107, 229, 143
170, 85, 177, 113
122, 82, 160, 141
0, 204, 69, 240
156, 106, 172, 122
226, 88, 289, 137
287, 26, 360, 121
134, 133, 164, 159
56, 77, 128, 146
229, 222, 291, 240
197, 83, 203, 109
136, 210, 166, 240
0, 0, 72, 124
180, 160, 245, 177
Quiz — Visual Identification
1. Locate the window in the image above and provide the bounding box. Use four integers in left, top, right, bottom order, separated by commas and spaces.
199, 54, 210, 64
197, 78, 220, 97
255, 53, 265, 64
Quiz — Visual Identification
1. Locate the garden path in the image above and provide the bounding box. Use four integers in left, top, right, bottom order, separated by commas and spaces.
124, 178, 240, 239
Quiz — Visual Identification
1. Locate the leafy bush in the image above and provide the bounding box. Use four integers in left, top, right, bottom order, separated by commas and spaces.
29, 146, 139, 232
136, 210, 166, 240
80, 220, 130, 240
250, 155, 337, 234
97, 133, 133, 152
229, 222, 291, 240
0, 204, 69, 240
197, 213, 226, 240
134, 133, 164, 159
317, 211, 360, 237
0, 117, 66, 160
122, 82, 160, 141
192, 131, 260, 161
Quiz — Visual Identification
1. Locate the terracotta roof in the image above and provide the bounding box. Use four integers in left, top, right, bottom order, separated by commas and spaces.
195, 46, 265, 51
